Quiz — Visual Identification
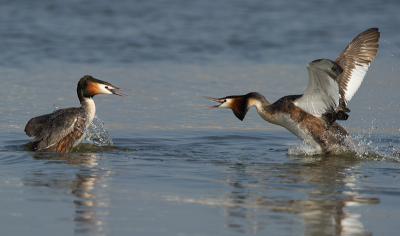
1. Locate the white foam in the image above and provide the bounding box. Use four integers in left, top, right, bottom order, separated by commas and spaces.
85, 115, 114, 146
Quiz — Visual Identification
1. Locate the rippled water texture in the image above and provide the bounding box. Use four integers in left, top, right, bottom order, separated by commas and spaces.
1, 0, 400, 235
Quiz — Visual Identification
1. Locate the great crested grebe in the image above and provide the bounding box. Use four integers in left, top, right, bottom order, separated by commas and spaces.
25, 75, 129, 153
204, 28, 380, 153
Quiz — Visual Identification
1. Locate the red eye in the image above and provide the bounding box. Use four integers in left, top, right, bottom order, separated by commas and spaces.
224, 99, 227, 102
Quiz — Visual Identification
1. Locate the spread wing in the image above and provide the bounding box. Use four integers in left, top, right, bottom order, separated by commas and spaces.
25, 108, 86, 151
294, 59, 341, 117
294, 28, 380, 120
335, 28, 380, 106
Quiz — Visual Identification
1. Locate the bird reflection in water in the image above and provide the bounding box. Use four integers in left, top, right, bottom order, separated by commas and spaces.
23, 153, 111, 235
166, 154, 379, 235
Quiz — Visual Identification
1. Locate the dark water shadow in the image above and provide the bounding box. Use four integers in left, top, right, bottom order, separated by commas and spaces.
5, 140, 135, 154
71, 142, 136, 153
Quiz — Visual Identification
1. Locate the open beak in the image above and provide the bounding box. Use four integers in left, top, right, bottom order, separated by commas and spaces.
106, 86, 130, 97
202, 96, 226, 108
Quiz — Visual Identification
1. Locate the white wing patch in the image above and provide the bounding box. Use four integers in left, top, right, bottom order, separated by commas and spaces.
294, 59, 340, 117
344, 63, 369, 102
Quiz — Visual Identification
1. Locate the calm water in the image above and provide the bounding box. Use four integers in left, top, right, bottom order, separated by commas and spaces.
1, 0, 400, 235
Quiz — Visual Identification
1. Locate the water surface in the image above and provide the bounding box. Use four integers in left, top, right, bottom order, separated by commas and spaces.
1, 0, 400, 235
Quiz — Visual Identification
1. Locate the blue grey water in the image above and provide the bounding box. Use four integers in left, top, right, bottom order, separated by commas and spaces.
1, 0, 400, 235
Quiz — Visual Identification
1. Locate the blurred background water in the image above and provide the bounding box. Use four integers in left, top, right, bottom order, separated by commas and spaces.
0, 0, 400, 235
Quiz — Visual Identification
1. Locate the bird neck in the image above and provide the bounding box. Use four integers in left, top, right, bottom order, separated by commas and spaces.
231, 92, 270, 121
246, 92, 273, 122
80, 98, 96, 127
246, 92, 270, 107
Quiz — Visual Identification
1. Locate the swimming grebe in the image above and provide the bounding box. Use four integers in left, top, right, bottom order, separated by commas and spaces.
204, 28, 380, 153
25, 75, 129, 153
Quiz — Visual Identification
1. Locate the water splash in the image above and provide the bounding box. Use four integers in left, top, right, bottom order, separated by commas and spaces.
84, 115, 113, 146
288, 132, 356, 156
288, 142, 321, 156
351, 133, 400, 162
288, 132, 400, 162
46, 108, 119, 150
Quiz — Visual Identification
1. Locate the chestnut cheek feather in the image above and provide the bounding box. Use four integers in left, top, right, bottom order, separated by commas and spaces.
86, 82, 101, 97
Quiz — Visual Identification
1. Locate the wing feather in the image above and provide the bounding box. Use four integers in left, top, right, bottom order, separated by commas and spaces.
335, 28, 380, 104
294, 59, 341, 117
25, 108, 86, 151
295, 28, 380, 121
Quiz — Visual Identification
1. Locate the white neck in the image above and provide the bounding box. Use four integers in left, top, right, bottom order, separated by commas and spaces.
80, 98, 96, 128
251, 100, 274, 123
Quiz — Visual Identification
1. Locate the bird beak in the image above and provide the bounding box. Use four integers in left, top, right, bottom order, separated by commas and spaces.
202, 96, 226, 108
106, 86, 130, 97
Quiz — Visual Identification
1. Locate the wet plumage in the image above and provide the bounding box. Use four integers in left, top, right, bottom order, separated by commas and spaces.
204, 28, 380, 153
25, 75, 129, 153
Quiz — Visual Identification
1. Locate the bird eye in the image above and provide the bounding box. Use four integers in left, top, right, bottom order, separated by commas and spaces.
224, 99, 227, 103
